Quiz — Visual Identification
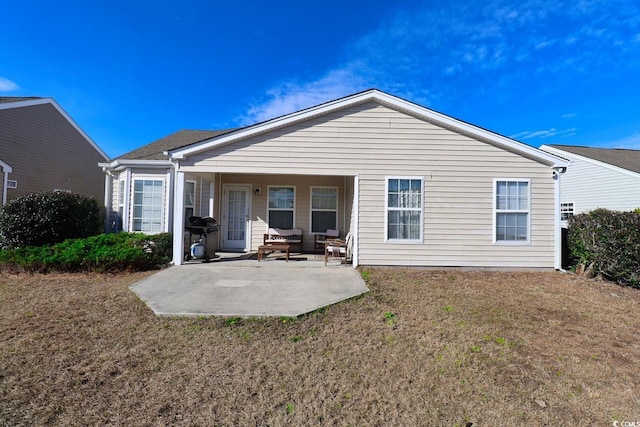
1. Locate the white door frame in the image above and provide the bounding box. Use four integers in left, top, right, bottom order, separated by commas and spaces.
221, 184, 252, 251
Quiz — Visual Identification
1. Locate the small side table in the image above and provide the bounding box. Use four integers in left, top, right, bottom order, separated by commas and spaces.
257, 243, 290, 262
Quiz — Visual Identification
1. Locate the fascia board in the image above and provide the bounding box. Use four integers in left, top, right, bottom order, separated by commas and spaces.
99, 159, 172, 170
541, 144, 640, 179
0, 98, 51, 110
1, 98, 110, 161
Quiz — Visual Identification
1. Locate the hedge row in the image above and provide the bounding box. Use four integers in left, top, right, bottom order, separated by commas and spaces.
568, 208, 640, 288
0, 233, 173, 273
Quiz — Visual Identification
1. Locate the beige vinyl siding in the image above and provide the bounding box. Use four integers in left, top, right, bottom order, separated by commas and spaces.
0, 103, 106, 202
181, 102, 556, 267
110, 174, 123, 216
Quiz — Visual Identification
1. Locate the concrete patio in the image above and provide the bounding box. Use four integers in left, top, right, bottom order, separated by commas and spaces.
130, 252, 369, 317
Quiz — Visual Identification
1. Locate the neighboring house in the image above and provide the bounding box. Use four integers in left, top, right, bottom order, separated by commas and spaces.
540, 144, 640, 222
101, 89, 569, 268
0, 97, 109, 205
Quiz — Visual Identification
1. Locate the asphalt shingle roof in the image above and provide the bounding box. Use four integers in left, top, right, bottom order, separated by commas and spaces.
117, 129, 235, 160
547, 144, 640, 175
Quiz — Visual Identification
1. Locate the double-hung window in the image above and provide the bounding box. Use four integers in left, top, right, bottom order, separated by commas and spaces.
310, 187, 337, 233
132, 179, 164, 233
495, 180, 530, 243
185, 180, 196, 223
386, 177, 423, 242
268, 186, 295, 229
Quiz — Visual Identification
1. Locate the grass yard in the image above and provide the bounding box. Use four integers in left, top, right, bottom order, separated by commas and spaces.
1, 268, 639, 426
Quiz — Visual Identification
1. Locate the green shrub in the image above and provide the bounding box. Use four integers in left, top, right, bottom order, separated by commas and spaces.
568, 208, 640, 287
0, 232, 173, 273
0, 191, 101, 249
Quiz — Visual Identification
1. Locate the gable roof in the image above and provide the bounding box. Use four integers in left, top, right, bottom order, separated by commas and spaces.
116, 129, 235, 160
542, 144, 640, 175
0, 97, 109, 160
168, 89, 568, 168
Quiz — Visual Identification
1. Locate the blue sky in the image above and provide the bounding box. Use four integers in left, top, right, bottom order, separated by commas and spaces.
1, 0, 639, 158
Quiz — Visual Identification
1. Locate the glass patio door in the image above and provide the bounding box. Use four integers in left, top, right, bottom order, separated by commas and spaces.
222, 185, 250, 250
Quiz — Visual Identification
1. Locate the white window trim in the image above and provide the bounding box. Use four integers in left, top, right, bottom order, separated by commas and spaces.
560, 201, 575, 222
130, 176, 166, 234
493, 178, 531, 245
267, 185, 296, 229
309, 186, 339, 234
384, 176, 424, 243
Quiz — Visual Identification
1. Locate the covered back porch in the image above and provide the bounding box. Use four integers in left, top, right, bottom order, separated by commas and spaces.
172, 171, 357, 265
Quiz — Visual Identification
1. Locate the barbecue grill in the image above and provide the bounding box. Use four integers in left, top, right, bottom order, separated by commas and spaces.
185, 216, 218, 262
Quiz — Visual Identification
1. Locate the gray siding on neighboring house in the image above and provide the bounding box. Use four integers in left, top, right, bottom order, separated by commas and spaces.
0, 102, 107, 202
181, 102, 556, 268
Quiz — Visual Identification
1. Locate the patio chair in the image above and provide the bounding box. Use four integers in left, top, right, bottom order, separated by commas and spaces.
324, 233, 351, 266
314, 229, 340, 253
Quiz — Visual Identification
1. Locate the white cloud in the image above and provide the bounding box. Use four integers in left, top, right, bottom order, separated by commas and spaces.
0, 77, 19, 92
238, 68, 370, 125
511, 127, 578, 140
603, 132, 640, 149
240, 0, 640, 125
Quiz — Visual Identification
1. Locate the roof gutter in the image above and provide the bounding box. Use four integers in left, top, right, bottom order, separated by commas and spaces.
98, 159, 173, 170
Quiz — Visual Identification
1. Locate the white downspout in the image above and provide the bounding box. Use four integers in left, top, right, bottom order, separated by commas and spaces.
553, 167, 567, 270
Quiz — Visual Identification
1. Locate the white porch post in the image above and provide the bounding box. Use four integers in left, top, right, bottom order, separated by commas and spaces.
352, 175, 359, 267
172, 165, 185, 266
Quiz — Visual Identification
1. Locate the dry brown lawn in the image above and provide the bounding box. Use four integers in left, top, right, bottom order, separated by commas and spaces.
1, 268, 639, 426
